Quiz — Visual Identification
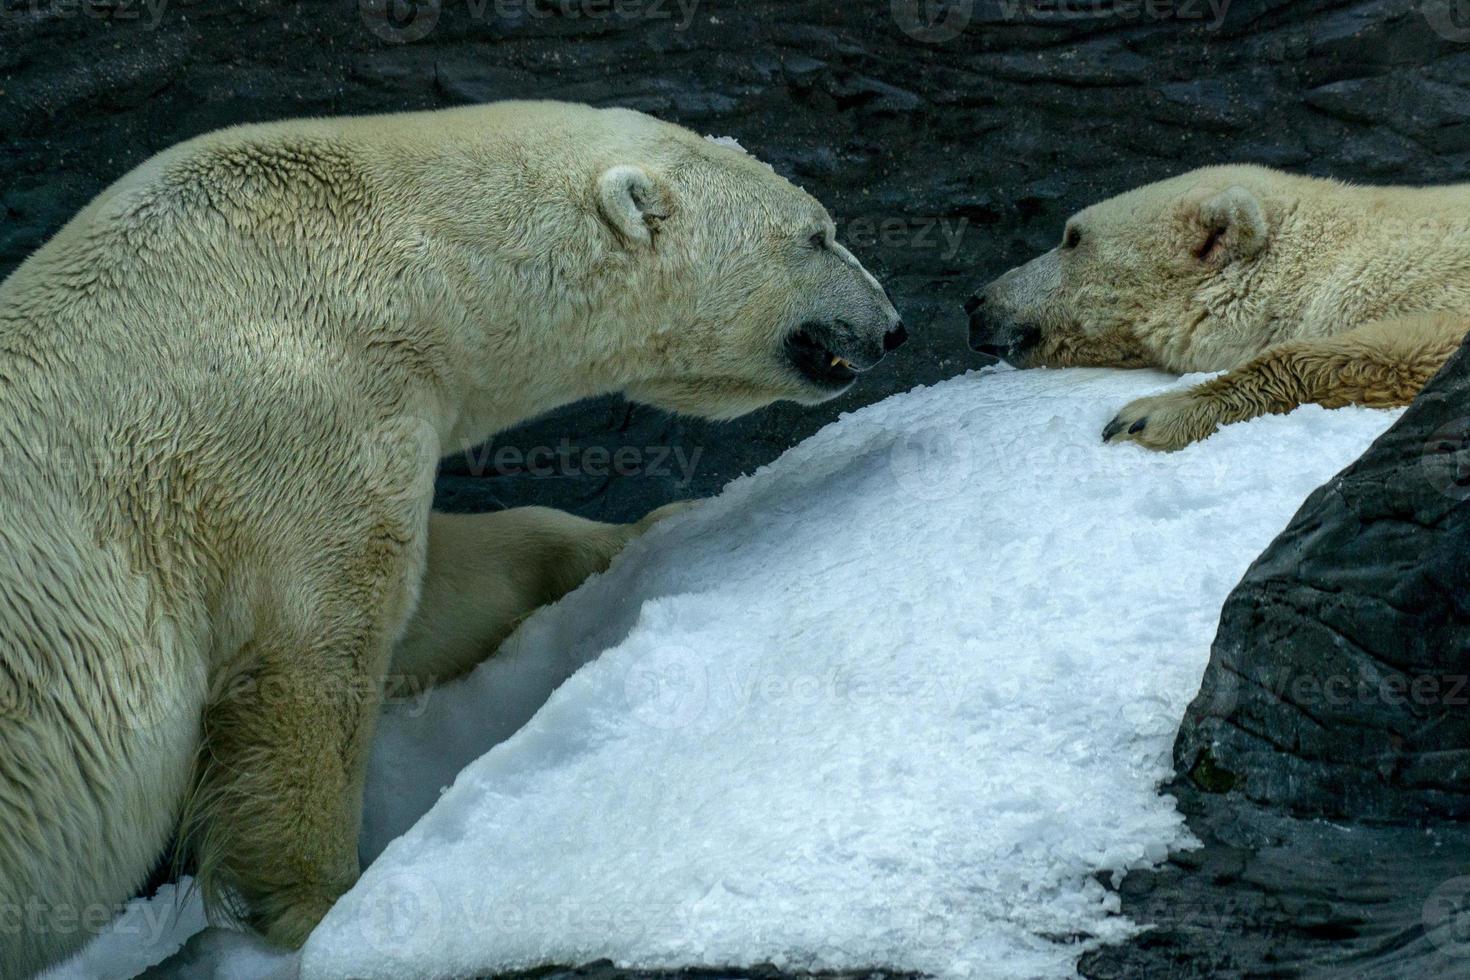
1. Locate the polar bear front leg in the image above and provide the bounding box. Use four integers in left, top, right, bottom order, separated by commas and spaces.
190, 617, 398, 947
1103, 313, 1467, 451
392, 502, 694, 687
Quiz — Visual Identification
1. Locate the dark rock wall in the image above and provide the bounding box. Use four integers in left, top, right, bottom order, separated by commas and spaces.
5, 0, 1469, 521
1175, 338, 1470, 823
1078, 787, 1470, 978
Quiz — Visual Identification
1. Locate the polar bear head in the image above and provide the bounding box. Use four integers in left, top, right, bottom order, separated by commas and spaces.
966, 166, 1290, 374
596, 117, 907, 418
405, 103, 906, 421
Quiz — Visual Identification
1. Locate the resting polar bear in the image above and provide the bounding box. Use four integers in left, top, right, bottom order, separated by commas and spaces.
0, 101, 904, 974
968, 165, 1468, 450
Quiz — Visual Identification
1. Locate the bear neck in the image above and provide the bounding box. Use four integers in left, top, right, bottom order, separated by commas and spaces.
383, 230, 666, 454
341, 160, 668, 450
1267, 180, 1470, 340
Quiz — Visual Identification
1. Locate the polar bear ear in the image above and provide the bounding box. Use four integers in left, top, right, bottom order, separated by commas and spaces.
596, 166, 672, 249
1187, 186, 1268, 265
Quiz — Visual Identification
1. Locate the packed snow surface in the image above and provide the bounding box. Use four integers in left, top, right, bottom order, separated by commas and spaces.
49, 367, 1399, 980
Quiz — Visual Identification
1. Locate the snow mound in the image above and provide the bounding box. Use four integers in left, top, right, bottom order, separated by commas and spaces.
311, 368, 1397, 979
51, 367, 1398, 980
40, 881, 208, 980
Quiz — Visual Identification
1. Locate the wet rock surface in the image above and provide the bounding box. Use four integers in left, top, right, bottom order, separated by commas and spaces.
1105, 335, 1470, 976
6, 0, 1470, 976
1078, 787, 1470, 978
1174, 338, 1470, 826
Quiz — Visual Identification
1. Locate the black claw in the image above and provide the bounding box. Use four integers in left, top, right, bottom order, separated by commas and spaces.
1129, 418, 1148, 434
1102, 418, 1124, 442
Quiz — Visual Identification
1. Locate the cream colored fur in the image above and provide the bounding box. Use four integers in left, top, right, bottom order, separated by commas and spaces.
392, 502, 693, 686
972, 165, 1470, 449
0, 101, 897, 975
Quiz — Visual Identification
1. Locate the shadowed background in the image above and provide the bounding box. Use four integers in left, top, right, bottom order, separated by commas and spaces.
5, 0, 1468, 522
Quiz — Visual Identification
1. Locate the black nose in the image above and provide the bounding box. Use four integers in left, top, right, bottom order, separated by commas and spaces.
883, 321, 909, 352
968, 299, 1010, 355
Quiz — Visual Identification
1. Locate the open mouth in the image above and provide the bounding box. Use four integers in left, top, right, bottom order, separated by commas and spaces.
971, 326, 1041, 366
785, 327, 860, 389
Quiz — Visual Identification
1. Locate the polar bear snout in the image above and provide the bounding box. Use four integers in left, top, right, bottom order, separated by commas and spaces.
785, 314, 906, 391
967, 292, 1041, 365
966, 248, 1062, 367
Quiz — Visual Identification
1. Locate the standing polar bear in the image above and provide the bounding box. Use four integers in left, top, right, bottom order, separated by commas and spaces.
0, 101, 904, 975
968, 164, 1470, 450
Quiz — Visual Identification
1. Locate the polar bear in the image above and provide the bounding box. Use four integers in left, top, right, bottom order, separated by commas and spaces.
967, 165, 1470, 450
0, 101, 905, 975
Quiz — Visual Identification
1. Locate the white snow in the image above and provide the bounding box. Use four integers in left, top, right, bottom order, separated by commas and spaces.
705, 135, 749, 153
38, 881, 210, 980
49, 367, 1399, 980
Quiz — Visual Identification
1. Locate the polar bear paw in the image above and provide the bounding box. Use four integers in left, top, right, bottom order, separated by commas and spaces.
1102, 388, 1222, 452
251, 885, 338, 950
634, 499, 699, 532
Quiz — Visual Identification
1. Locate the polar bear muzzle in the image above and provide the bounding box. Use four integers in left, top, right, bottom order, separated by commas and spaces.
965, 292, 1041, 365
786, 317, 908, 391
